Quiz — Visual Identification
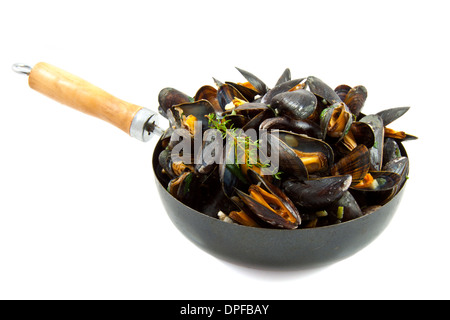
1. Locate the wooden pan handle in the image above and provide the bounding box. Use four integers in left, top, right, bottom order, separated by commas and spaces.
28, 62, 143, 134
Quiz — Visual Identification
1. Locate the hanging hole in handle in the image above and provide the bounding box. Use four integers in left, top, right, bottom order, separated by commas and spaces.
12, 63, 33, 76
145, 118, 165, 137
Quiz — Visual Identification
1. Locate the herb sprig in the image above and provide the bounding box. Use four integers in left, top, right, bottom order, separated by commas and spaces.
206, 113, 283, 179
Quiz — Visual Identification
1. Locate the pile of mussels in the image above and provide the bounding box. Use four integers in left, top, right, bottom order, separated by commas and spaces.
155, 68, 416, 229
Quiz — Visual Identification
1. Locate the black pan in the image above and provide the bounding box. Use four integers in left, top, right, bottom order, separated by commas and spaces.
13, 62, 409, 270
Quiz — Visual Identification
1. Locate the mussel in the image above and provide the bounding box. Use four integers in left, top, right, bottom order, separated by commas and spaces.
331, 144, 370, 185
235, 67, 270, 96
234, 170, 300, 229
261, 78, 306, 104
217, 83, 248, 112
350, 171, 402, 206
158, 87, 192, 118
169, 100, 216, 135
327, 191, 363, 223
275, 68, 292, 86
343, 85, 368, 117
167, 171, 196, 205
376, 106, 410, 126
277, 130, 334, 176
335, 121, 375, 155
320, 102, 353, 142
334, 84, 352, 102
382, 156, 409, 195
282, 175, 352, 209
271, 90, 317, 121
307, 76, 342, 104
194, 85, 222, 113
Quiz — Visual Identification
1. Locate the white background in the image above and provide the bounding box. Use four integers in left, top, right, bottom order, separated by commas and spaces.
0, 0, 447, 300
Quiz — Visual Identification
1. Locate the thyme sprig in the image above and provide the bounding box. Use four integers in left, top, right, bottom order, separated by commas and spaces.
207, 113, 231, 138
206, 113, 283, 180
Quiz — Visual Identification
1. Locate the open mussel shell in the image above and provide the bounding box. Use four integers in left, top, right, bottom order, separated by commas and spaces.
234, 169, 300, 229
348, 122, 375, 148
277, 130, 334, 176
222, 102, 269, 118
266, 130, 334, 181
170, 100, 216, 132
267, 131, 309, 180
224, 82, 260, 102
217, 83, 248, 112
225, 196, 266, 228
320, 102, 353, 142
350, 171, 402, 207
344, 85, 367, 117
167, 171, 196, 204
335, 121, 375, 156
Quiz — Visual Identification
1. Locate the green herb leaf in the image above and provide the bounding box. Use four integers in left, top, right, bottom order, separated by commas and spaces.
337, 206, 344, 219
183, 173, 194, 194
376, 177, 386, 187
